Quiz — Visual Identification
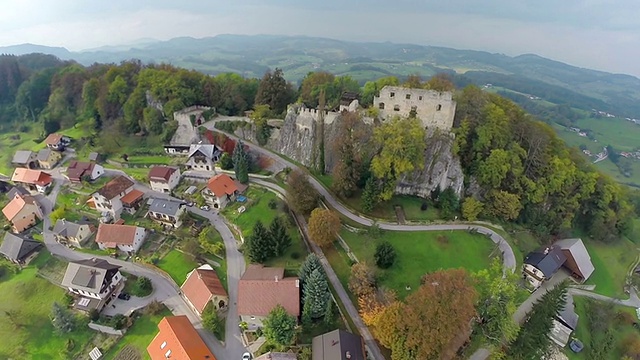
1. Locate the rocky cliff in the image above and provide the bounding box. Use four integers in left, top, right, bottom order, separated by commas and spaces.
232, 106, 465, 197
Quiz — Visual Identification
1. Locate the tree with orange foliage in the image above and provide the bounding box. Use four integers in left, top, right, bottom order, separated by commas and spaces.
307, 208, 340, 248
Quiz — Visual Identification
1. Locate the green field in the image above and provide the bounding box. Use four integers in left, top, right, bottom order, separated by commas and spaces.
336, 229, 496, 298
583, 238, 638, 297
156, 249, 198, 284
0, 251, 95, 359
103, 307, 173, 360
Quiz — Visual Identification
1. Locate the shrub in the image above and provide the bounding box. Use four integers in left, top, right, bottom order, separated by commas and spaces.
268, 198, 278, 210
88, 308, 100, 322
145, 300, 165, 315
421, 202, 428, 211
290, 252, 300, 260
110, 314, 127, 330
374, 241, 396, 269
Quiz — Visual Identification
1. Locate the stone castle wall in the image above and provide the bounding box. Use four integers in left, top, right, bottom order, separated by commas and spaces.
373, 86, 456, 131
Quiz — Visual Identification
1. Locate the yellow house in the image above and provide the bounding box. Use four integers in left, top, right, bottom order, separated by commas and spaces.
37, 148, 62, 169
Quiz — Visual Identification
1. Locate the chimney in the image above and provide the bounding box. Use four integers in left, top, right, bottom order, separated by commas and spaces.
544, 247, 550, 255
346, 351, 351, 359
275, 276, 279, 283
295, 279, 300, 288
62, 219, 66, 224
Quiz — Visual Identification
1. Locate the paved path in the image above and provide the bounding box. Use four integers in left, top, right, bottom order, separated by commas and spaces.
39, 172, 247, 359
568, 287, 640, 307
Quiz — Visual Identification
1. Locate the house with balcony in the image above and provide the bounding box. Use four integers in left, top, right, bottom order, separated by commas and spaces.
203, 174, 247, 209
61, 258, 123, 312
44, 133, 71, 151
148, 198, 186, 228
52, 218, 96, 248
185, 144, 222, 172
95, 223, 147, 254
91, 175, 135, 219
523, 246, 567, 290
148, 166, 181, 194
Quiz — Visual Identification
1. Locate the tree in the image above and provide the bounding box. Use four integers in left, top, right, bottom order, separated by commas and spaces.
137, 276, 152, 293
232, 139, 249, 184
286, 170, 319, 215
254, 68, 294, 115
361, 177, 379, 213
403, 74, 423, 88
246, 221, 272, 263
331, 111, 370, 197
250, 104, 272, 146
299, 253, 324, 287
219, 152, 233, 170
374, 241, 396, 269
142, 107, 165, 134
438, 187, 459, 220
202, 303, 223, 339
263, 304, 297, 346
308, 208, 341, 248
381, 269, 477, 360
348, 262, 376, 298
324, 299, 335, 325
424, 73, 455, 92
302, 268, 330, 319
487, 190, 522, 221
462, 197, 484, 221
473, 258, 520, 345
361, 76, 399, 106
51, 302, 75, 333
50, 206, 67, 223
269, 217, 291, 257
507, 282, 567, 359
370, 116, 426, 200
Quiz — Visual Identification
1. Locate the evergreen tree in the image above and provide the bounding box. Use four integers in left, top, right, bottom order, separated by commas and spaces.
269, 217, 291, 256
232, 140, 249, 184
303, 268, 330, 319
324, 298, 334, 325
302, 299, 313, 326
299, 253, 324, 287
374, 241, 396, 269
361, 177, 379, 213
507, 282, 568, 359
246, 221, 272, 263
51, 302, 75, 333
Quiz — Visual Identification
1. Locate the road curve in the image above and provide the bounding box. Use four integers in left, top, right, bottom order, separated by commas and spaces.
202, 122, 516, 273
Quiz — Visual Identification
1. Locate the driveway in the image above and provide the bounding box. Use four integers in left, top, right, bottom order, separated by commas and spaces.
512, 269, 570, 325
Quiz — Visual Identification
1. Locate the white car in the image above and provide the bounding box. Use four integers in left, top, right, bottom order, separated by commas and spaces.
242, 353, 252, 360
200, 205, 210, 211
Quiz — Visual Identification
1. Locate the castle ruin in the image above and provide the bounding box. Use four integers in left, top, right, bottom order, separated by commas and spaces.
373, 86, 456, 131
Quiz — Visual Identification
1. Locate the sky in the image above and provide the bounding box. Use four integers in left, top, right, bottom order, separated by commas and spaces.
0, 0, 638, 77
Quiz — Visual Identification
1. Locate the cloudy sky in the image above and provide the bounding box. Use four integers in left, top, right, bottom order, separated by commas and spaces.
1, 0, 638, 76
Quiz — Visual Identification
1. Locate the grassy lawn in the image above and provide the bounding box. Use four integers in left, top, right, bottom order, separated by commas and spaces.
103, 307, 173, 360
583, 238, 638, 298
122, 272, 153, 297
156, 249, 198, 284
0, 251, 96, 359
222, 186, 307, 273
338, 229, 496, 298
0, 126, 46, 176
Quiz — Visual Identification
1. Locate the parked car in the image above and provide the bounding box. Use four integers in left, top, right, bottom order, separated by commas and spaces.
569, 339, 584, 353
200, 205, 210, 211
242, 353, 252, 360
118, 293, 131, 301
185, 201, 194, 207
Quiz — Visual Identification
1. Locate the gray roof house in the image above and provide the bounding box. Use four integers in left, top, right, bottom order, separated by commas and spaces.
61, 258, 123, 311
524, 246, 567, 279
550, 295, 579, 347
555, 238, 595, 283
147, 198, 186, 228
185, 144, 222, 172
312, 329, 366, 360
7, 186, 29, 199
12, 150, 37, 168
52, 219, 96, 248
0, 232, 43, 265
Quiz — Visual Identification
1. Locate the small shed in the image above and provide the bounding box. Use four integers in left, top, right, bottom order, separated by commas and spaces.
88, 152, 100, 162
89, 347, 103, 360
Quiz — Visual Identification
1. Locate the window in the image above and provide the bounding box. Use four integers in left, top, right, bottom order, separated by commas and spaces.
393, 105, 400, 112
165, 349, 172, 358
419, 95, 423, 100
436, 104, 442, 111
411, 106, 417, 112
250, 316, 256, 320
390, 92, 395, 98
406, 94, 411, 99
161, 341, 167, 349
378, 102, 385, 109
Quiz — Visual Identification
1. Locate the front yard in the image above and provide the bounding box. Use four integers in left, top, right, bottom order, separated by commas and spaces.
156, 249, 198, 284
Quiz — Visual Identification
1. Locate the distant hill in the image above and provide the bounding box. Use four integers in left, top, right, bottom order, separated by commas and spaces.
3, 34, 640, 117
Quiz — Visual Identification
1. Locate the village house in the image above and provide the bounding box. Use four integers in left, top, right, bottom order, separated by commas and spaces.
238, 264, 300, 329
550, 296, 580, 347
147, 198, 186, 228
1, 193, 43, 233
36, 148, 62, 169
52, 218, 96, 248
148, 166, 181, 194
44, 133, 70, 151
12, 150, 38, 169
91, 175, 135, 219
181, 264, 228, 316
555, 238, 595, 284
61, 258, 123, 312
120, 189, 145, 215
185, 144, 222, 172
95, 223, 147, 254
203, 173, 247, 209
66, 161, 105, 183
312, 329, 366, 360
147, 315, 216, 360
11, 168, 52, 193
0, 232, 43, 266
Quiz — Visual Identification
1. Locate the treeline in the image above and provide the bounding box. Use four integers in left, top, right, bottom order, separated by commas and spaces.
454, 86, 633, 242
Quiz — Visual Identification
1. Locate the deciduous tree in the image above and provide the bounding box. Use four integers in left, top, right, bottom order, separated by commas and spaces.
263, 304, 297, 346
424, 73, 455, 92
254, 68, 294, 115
487, 190, 522, 221
286, 170, 319, 215
348, 261, 376, 298
308, 208, 340, 248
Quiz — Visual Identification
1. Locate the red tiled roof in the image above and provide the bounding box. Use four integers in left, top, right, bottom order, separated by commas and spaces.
181, 267, 228, 314
148, 166, 176, 182
2, 195, 28, 221
206, 174, 239, 198
67, 161, 95, 181
44, 133, 63, 145
11, 168, 52, 186
147, 316, 216, 360
96, 176, 134, 199
120, 189, 144, 205
238, 264, 300, 317
95, 223, 139, 246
